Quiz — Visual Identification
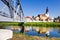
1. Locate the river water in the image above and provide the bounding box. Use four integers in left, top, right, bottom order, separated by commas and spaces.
25, 26, 60, 38
5, 26, 60, 38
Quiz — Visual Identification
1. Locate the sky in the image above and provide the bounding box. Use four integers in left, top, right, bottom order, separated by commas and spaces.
0, 0, 60, 18
20, 0, 60, 18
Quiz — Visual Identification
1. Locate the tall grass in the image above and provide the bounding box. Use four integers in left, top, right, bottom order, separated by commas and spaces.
0, 22, 21, 26
0, 22, 22, 28
24, 22, 60, 27
0, 22, 60, 28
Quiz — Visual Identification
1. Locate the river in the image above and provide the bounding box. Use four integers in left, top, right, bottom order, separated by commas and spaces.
5, 26, 60, 38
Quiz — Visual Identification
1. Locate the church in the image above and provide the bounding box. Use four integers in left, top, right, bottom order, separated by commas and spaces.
33, 7, 53, 22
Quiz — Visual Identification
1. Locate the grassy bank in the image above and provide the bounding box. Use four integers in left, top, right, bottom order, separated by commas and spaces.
0, 22, 60, 28
24, 22, 60, 27
0, 22, 21, 26
10, 34, 60, 40
0, 22, 23, 28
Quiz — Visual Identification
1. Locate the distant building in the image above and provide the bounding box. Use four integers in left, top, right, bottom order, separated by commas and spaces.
25, 7, 53, 22
54, 16, 60, 22
34, 16, 40, 21
33, 7, 53, 22
25, 16, 32, 22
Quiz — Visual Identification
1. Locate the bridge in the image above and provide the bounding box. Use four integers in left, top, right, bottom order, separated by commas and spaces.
0, 0, 25, 22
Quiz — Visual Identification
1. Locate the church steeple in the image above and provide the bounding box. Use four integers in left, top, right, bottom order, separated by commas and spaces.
46, 7, 48, 14
45, 7, 49, 17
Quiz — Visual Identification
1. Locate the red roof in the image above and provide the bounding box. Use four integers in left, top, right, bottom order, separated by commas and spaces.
25, 16, 31, 18
25, 16, 32, 20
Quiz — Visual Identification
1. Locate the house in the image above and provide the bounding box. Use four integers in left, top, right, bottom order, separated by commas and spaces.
54, 16, 60, 22
34, 16, 40, 21
25, 16, 32, 22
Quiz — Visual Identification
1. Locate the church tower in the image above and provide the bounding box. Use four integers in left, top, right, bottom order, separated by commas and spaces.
46, 7, 48, 13
45, 7, 49, 17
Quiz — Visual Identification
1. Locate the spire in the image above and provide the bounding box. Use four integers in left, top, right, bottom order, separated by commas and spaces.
45, 7, 49, 17
46, 7, 48, 13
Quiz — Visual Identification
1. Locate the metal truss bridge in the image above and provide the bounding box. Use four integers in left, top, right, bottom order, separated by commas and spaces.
0, 0, 25, 22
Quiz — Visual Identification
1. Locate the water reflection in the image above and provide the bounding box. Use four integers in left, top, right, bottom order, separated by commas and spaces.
5, 26, 21, 33
58, 28, 60, 33
25, 26, 60, 38
5, 26, 60, 38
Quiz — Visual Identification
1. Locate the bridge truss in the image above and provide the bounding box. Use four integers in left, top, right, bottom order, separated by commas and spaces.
0, 0, 25, 22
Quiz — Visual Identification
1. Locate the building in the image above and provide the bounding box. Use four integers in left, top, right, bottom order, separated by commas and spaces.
34, 16, 40, 21
54, 16, 60, 22
25, 7, 53, 22
25, 16, 32, 22
32, 7, 53, 22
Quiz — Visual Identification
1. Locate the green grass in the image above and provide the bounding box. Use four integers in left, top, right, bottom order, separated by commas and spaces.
0, 22, 60, 28
24, 22, 60, 27
0, 22, 20, 26
0, 22, 23, 28
0, 22, 24, 26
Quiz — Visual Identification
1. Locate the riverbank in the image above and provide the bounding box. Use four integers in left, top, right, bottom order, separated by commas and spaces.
10, 34, 60, 40
0, 22, 60, 28
24, 22, 60, 27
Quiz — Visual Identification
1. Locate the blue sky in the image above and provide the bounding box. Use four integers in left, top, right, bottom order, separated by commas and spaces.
21, 0, 60, 18
0, 0, 60, 18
